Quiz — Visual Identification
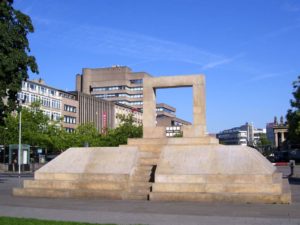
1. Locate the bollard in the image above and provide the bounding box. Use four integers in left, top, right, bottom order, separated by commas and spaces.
289, 160, 295, 177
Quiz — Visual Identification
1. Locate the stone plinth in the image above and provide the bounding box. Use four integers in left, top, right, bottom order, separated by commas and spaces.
13, 147, 138, 199
150, 145, 291, 204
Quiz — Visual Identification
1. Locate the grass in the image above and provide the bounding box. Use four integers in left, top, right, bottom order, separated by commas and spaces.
0, 217, 122, 225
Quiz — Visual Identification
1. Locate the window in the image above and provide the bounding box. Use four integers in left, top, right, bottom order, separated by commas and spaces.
65, 128, 75, 133
64, 104, 76, 113
64, 116, 76, 124
130, 79, 143, 84
51, 112, 61, 121
51, 100, 61, 109
29, 84, 36, 91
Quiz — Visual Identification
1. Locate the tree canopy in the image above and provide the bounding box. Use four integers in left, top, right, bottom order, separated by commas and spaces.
0, 106, 143, 153
0, 0, 38, 124
286, 75, 300, 145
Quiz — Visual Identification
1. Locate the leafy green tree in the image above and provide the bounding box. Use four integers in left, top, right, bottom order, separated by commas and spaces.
74, 123, 102, 147
256, 133, 271, 148
0, 0, 38, 124
286, 76, 300, 145
105, 114, 142, 146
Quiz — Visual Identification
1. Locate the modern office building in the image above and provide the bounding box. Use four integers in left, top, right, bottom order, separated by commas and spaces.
75, 66, 191, 127
76, 66, 146, 108
217, 123, 266, 146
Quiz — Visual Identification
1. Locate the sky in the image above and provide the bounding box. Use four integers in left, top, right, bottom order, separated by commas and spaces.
14, 0, 300, 133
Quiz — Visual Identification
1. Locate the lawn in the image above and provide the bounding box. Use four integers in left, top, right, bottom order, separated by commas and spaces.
0, 217, 139, 225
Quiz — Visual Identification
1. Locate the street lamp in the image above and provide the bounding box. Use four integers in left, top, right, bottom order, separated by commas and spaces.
17, 94, 26, 175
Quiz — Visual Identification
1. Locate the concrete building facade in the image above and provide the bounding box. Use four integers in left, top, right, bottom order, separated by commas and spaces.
217, 123, 266, 146
18, 79, 79, 132
75, 66, 191, 127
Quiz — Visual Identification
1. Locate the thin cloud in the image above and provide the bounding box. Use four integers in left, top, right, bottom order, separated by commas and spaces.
202, 53, 245, 70
29, 18, 238, 70
246, 71, 293, 83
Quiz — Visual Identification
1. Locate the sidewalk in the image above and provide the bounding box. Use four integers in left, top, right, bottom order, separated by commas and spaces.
1, 174, 300, 225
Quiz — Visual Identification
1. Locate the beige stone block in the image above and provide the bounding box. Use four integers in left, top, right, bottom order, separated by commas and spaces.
13, 188, 123, 199
149, 192, 290, 204
24, 180, 127, 191
35, 173, 129, 182
152, 183, 205, 193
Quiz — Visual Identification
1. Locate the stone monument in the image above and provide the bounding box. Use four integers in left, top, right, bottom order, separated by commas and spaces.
13, 74, 291, 203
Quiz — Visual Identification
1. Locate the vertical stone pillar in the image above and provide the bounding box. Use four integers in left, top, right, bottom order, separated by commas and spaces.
281, 132, 285, 142
274, 132, 278, 148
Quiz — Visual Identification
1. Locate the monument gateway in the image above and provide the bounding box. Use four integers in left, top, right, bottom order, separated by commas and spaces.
14, 74, 291, 203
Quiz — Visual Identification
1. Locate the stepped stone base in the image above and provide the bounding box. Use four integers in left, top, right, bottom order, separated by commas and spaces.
13, 138, 292, 204
13, 147, 138, 199
149, 144, 291, 204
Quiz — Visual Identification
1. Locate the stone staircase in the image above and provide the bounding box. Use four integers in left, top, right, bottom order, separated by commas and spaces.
124, 151, 160, 200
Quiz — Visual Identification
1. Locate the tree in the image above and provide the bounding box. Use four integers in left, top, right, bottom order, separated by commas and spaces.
105, 114, 142, 146
286, 76, 300, 145
0, 0, 38, 124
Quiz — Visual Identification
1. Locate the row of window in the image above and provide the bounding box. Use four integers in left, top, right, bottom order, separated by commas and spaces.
64, 116, 76, 124
18, 93, 61, 109
130, 79, 143, 84
64, 104, 77, 113
117, 101, 143, 106
22, 82, 57, 97
156, 107, 175, 114
43, 111, 61, 121
95, 93, 143, 99
92, 86, 143, 92
65, 127, 75, 133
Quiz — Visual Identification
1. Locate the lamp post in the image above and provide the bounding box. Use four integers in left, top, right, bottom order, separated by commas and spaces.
18, 108, 22, 175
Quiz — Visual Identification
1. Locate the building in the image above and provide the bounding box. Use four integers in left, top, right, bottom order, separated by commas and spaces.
76, 66, 146, 108
73, 91, 115, 132
217, 123, 266, 146
114, 103, 143, 127
18, 79, 79, 132
75, 66, 191, 127
266, 116, 288, 148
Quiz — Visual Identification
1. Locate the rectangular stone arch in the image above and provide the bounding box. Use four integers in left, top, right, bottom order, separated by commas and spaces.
143, 75, 206, 138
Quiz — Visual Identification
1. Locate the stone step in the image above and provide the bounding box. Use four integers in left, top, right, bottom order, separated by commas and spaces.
127, 187, 150, 195
133, 169, 151, 177
24, 180, 126, 191
124, 193, 148, 200
149, 191, 290, 204
152, 182, 282, 194
129, 181, 152, 188
128, 137, 219, 146
138, 152, 160, 158
13, 188, 123, 199
34, 173, 129, 182
138, 158, 159, 166
134, 165, 153, 171
130, 175, 150, 182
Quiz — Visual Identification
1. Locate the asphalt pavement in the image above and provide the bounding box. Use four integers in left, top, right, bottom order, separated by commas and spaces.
0, 166, 300, 225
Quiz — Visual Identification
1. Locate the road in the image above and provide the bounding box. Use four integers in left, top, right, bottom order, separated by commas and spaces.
0, 166, 300, 225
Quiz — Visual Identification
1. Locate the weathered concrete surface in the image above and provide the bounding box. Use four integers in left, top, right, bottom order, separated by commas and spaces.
150, 145, 291, 204
13, 147, 139, 199
143, 75, 207, 139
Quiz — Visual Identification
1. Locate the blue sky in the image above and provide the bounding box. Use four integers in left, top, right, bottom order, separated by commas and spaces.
14, 0, 300, 133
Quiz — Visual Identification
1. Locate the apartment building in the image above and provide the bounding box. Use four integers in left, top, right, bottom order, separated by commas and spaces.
114, 103, 143, 127
18, 79, 79, 132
